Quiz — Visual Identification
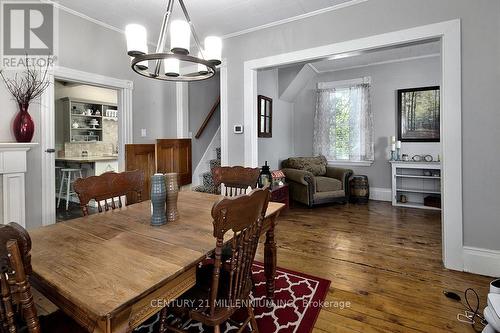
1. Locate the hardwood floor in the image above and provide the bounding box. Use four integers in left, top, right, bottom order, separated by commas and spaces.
36, 200, 491, 332
255, 201, 492, 333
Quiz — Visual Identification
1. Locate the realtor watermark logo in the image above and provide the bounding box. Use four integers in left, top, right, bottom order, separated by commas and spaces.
1, 1, 57, 68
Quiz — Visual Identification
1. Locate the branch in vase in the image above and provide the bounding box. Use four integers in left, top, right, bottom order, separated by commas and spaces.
0, 55, 51, 105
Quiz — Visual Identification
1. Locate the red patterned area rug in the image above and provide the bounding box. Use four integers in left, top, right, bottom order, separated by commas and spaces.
134, 262, 330, 333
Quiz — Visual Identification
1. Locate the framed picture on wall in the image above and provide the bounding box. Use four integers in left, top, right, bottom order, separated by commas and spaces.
397, 86, 440, 142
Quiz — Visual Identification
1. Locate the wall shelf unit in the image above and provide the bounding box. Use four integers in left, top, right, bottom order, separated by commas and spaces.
390, 161, 441, 210
61, 97, 117, 142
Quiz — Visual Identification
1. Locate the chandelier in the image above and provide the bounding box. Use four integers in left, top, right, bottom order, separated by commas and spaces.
125, 0, 222, 82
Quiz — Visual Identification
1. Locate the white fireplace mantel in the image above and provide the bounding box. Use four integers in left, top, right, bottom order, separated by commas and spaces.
0, 142, 38, 228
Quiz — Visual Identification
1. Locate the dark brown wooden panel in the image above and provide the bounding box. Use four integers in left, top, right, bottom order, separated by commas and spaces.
156, 139, 192, 186
156, 141, 175, 173
125, 144, 156, 201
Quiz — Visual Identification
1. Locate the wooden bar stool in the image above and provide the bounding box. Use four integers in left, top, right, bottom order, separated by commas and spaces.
57, 168, 83, 211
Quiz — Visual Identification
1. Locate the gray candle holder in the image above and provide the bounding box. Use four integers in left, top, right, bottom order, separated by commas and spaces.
150, 173, 167, 226
390, 151, 396, 161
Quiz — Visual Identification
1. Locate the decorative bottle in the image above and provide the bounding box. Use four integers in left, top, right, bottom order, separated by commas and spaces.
165, 173, 179, 222
150, 174, 167, 226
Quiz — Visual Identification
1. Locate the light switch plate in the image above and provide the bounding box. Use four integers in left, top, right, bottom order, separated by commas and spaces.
141, 128, 147, 137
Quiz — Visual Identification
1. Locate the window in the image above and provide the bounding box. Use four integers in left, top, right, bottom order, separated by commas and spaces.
313, 78, 374, 164
257, 95, 272, 138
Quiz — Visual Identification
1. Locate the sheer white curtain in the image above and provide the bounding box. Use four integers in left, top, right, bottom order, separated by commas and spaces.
313, 83, 374, 162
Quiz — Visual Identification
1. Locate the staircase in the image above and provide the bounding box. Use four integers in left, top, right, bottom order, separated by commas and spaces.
193, 147, 221, 194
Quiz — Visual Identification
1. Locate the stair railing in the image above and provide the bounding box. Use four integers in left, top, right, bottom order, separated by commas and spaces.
195, 96, 220, 139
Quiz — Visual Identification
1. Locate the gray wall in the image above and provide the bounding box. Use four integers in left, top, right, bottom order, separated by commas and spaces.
257, 69, 294, 170
223, 0, 500, 251
277, 65, 302, 97
292, 56, 441, 189
189, 73, 220, 168
0, 10, 178, 229
57, 11, 178, 143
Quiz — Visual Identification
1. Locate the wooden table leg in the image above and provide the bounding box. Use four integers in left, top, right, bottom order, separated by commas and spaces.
264, 217, 277, 300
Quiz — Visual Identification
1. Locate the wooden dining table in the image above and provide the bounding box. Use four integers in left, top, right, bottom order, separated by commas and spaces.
29, 191, 284, 333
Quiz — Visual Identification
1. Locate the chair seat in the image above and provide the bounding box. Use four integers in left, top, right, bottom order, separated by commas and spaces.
315, 176, 342, 192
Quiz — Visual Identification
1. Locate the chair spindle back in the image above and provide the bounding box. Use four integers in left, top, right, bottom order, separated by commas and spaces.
208, 188, 270, 317
212, 166, 260, 197
74, 170, 144, 216
0, 223, 40, 333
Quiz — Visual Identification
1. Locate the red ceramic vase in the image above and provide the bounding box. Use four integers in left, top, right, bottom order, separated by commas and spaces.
13, 103, 34, 143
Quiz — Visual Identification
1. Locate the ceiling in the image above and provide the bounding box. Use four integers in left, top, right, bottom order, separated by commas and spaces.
310, 40, 441, 72
55, 0, 355, 42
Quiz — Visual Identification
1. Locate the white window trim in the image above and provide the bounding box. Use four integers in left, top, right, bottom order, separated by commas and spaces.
318, 76, 371, 89
328, 160, 373, 167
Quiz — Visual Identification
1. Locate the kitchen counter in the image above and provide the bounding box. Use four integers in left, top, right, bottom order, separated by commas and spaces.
56, 156, 118, 162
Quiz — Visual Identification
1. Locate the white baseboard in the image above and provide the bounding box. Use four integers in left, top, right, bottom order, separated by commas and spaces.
463, 246, 500, 277
370, 187, 391, 202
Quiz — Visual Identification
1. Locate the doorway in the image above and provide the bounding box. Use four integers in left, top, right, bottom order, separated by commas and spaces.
53, 80, 119, 221
40, 67, 133, 226
222, 20, 462, 270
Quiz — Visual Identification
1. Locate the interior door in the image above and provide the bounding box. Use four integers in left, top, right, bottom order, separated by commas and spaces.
156, 139, 192, 186
125, 144, 156, 201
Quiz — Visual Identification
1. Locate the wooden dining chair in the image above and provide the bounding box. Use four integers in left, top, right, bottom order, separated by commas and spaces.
158, 188, 270, 333
0, 223, 86, 333
212, 166, 260, 196
74, 170, 144, 216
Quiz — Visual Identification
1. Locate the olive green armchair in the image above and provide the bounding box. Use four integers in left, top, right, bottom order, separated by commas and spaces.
281, 155, 353, 207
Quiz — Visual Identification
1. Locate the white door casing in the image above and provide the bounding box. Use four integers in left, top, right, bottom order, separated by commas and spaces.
221, 20, 462, 271
40, 66, 133, 226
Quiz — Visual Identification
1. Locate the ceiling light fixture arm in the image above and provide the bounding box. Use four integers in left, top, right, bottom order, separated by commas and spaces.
154, 0, 175, 76
177, 0, 205, 58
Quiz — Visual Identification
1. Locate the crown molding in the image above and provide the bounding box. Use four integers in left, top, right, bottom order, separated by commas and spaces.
222, 0, 369, 39
42, 0, 158, 47
313, 53, 440, 73
44, 0, 369, 48
43, 0, 124, 34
